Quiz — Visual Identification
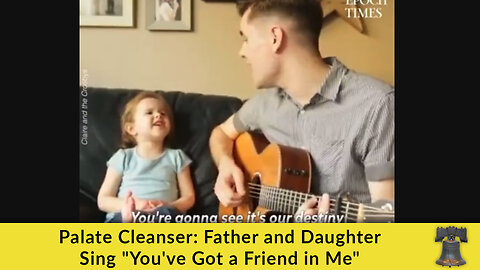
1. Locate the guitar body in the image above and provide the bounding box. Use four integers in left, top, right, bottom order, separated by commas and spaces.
218, 132, 312, 222
218, 132, 395, 223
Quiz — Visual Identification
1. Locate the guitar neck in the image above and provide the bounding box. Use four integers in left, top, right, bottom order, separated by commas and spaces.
253, 183, 337, 215
248, 183, 393, 223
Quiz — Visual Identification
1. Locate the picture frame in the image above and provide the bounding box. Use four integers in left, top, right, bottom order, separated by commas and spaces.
80, 0, 134, 27
146, 0, 192, 31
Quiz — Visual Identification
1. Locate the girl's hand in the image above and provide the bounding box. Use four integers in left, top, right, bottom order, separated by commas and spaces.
132, 196, 167, 210
132, 196, 150, 210
147, 200, 166, 209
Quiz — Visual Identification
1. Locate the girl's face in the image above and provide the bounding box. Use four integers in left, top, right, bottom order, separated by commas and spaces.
126, 97, 171, 144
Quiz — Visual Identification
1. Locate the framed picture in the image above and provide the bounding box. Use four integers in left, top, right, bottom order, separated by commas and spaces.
146, 0, 191, 31
80, 0, 134, 27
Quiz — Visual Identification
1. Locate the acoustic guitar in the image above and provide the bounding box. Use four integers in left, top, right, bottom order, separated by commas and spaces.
218, 132, 394, 223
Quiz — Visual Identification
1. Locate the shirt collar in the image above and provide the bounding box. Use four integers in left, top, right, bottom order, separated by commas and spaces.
276, 57, 346, 102
317, 57, 346, 102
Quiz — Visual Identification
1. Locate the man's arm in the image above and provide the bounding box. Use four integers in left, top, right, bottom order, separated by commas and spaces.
362, 93, 394, 203
210, 115, 246, 207
210, 115, 238, 166
368, 178, 394, 202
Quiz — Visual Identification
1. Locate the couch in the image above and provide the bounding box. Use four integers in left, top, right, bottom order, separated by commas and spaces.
79, 87, 243, 222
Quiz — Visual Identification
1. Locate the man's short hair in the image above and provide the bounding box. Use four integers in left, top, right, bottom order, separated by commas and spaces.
237, 0, 323, 49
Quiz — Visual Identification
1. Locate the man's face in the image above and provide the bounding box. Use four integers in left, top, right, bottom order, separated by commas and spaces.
239, 9, 280, 89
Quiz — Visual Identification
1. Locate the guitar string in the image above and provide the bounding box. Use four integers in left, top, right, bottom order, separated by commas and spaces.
249, 193, 357, 222
246, 188, 394, 220
247, 188, 345, 216
246, 193, 358, 222
247, 189, 336, 214
247, 183, 392, 213
249, 189, 336, 214
247, 188, 393, 218
248, 182, 379, 210
246, 182, 394, 217
338, 206, 394, 214
249, 188, 335, 210
248, 183, 393, 213
246, 192, 391, 221
251, 189, 395, 218
248, 183, 391, 213
247, 192, 393, 220
247, 190, 393, 218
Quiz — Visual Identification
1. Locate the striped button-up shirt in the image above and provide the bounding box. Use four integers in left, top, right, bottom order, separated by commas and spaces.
233, 57, 394, 203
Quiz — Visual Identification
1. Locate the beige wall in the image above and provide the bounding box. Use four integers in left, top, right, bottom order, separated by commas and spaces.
80, 0, 394, 99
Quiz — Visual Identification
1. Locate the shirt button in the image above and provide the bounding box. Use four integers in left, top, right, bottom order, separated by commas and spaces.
300, 109, 305, 114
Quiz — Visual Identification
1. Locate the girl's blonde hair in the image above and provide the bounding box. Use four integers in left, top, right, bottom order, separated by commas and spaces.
120, 91, 174, 148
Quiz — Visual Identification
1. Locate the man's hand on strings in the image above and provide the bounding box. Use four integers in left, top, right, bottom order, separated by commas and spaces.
294, 193, 330, 222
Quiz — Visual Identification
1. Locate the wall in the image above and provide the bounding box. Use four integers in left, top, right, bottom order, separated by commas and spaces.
80, 0, 394, 99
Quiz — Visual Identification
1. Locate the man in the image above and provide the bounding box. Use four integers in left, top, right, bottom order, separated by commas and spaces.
209, 0, 394, 218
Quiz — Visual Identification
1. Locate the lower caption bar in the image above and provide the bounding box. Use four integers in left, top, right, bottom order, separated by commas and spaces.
0, 223, 477, 269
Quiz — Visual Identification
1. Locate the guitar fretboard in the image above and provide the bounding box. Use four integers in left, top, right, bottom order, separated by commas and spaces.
247, 183, 394, 223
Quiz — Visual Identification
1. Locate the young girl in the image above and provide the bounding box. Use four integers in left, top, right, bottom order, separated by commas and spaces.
97, 91, 195, 222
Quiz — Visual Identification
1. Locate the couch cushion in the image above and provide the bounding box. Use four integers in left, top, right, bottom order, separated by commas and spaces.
79, 87, 243, 219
